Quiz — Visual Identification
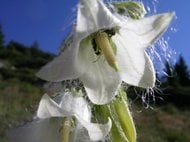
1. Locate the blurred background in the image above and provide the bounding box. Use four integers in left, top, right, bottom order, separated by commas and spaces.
0, 0, 190, 142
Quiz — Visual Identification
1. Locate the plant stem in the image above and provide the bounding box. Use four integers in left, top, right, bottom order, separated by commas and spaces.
112, 89, 136, 142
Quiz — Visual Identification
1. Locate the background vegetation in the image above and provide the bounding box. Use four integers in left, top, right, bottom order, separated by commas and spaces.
0, 25, 190, 142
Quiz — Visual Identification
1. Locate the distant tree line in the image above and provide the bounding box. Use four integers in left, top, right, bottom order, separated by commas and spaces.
0, 25, 54, 84
160, 55, 190, 108
0, 25, 4, 49
163, 55, 190, 87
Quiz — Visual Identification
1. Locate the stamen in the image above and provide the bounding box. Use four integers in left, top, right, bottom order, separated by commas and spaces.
94, 31, 119, 71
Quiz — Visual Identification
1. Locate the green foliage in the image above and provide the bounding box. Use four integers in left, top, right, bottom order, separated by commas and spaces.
0, 41, 54, 69
161, 55, 190, 107
174, 55, 190, 86
164, 60, 176, 86
164, 55, 190, 86
0, 40, 55, 85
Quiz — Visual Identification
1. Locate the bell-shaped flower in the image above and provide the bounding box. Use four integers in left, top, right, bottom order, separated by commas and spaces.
37, 0, 174, 104
8, 92, 111, 142
37, 92, 112, 141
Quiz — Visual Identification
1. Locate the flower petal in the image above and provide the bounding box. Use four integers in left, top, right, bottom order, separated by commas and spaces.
119, 12, 175, 48
76, 0, 120, 38
8, 118, 62, 142
75, 116, 112, 141
112, 12, 174, 88
38, 92, 91, 120
37, 94, 70, 119
113, 35, 155, 88
78, 39, 121, 104
59, 92, 91, 121
36, 41, 81, 82
70, 124, 94, 142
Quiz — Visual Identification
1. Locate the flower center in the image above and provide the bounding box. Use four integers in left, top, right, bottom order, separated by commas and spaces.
91, 28, 119, 72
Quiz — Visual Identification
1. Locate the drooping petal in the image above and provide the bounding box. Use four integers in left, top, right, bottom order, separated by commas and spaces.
36, 40, 81, 82
112, 12, 174, 88
78, 38, 122, 104
76, 0, 120, 38
8, 118, 62, 142
37, 94, 71, 118
75, 116, 112, 141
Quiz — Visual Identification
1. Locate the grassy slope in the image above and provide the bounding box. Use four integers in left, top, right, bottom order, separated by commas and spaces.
134, 104, 190, 142
0, 44, 51, 141
0, 80, 42, 142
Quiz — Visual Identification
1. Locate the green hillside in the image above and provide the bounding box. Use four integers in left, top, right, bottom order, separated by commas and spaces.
0, 39, 54, 141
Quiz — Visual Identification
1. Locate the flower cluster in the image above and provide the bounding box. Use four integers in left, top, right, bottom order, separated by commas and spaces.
9, 0, 174, 142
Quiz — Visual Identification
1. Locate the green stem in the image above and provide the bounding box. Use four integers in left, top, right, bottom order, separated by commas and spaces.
92, 88, 136, 142
110, 115, 128, 142
112, 89, 136, 142
61, 117, 72, 142
93, 105, 128, 142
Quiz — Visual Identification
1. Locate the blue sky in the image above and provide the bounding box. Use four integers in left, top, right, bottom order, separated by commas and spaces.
0, 0, 190, 66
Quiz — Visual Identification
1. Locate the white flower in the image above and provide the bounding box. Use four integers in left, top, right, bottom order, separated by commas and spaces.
37, 0, 174, 104
8, 92, 111, 142
37, 92, 112, 141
